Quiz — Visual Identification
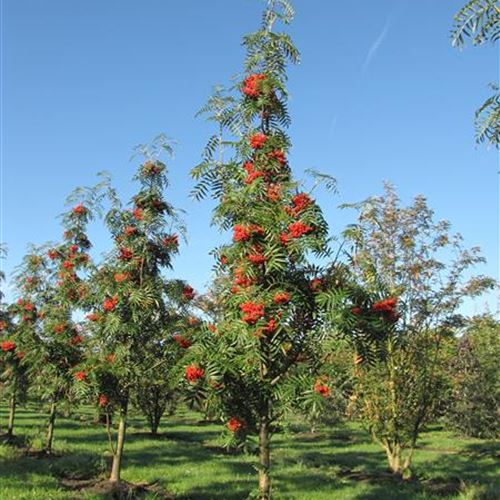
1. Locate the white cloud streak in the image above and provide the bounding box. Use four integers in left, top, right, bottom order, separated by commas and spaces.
362, 18, 391, 73
328, 114, 338, 139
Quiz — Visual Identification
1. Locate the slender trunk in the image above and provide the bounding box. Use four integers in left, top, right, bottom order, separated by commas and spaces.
46, 401, 57, 453
258, 419, 271, 499
389, 451, 401, 475
402, 447, 414, 474
147, 396, 161, 436
386, 340, 402, 476
109, 401, 128, 483
384, 442, 403, 476
7, 393, 16, 437
150, 418, 159, 436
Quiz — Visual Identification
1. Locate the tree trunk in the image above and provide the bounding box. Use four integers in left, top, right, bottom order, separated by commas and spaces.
7, 393, 16, 437
403, 447, 414, 474
384, 443, 402, 477
150, 419, 159, 436
109, 402, 128, 483
96, 412, 111, 425
384, 441, 414, 478
258, 419, 271, 499
46, 401, 57, 453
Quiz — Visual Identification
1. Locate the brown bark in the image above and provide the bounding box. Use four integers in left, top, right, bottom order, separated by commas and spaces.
109, 402, 128, 483
150, 420, 159, 436
258, 419, 271, 499
45, 401, 57, 453
7, 393, 16, 437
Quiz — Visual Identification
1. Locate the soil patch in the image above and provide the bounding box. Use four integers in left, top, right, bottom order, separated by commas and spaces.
60, 478, 175, 499
423, 477, 462, 496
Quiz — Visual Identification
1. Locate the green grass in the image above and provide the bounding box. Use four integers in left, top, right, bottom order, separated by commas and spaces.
0, 404, 498, 499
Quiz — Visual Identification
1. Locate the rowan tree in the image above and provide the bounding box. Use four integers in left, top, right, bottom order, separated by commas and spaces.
0, 246, 14, 437
0, 318, 28, 441
299, 335, 355, 432
1, 247, 51, 441
132, 298, 201, 436
190, 2, 347, 496
0, 246, 28, 440
9, 194, 94, 453
451, 0, 500, 147
80, 136, 191, 485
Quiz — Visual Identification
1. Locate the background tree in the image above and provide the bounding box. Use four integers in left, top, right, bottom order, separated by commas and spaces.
298, 335, 354, 433
82, 136, 190, 485
9, 192, 95, 454
447, 314, 500, 438
1, 248, 46, 441
132, 290, 200, 436
0, 303, 28, 440
0, 245, 16, 437
341, 183, 495, 476
452, 0, 500, 147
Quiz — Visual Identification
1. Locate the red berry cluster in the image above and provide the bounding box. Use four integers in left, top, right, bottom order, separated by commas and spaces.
173, 334, 191, 349
227, 417, 245, 432
72, 204, 87, 216
287, 221, 313, 239
273, 292, 290, 305
240, 302, 265, 325
74, 370, 87, 381
351, 298, 399, 322
242, 73, 266, 97
163, 234, 179, 248
314, 378, 331, 398
233, 224, 265, 242
372, 297, 399, 322
247, 249, 267, 265
119, 247, 134, 261
243, 161, 265, 185
291, 193, 312, 215
1, 340, 16, 352
249, 133, 268, 149
182, 285, 195, 301
103, 295, 119, 312
185, 364, 205, 382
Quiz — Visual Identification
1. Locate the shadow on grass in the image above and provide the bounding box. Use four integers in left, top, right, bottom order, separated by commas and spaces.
462, 441, 500, 460
285, 448, 386, 471
0, 447, 104, 482
3, 407, 499, 500
281, 433, 500, 499
175, 479, 254, 500
128, 428, 220, 444
417, 441, 500, 486
0, 433, 30, 448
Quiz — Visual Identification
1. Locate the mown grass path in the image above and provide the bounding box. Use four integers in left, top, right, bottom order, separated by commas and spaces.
0, 405, 498, 499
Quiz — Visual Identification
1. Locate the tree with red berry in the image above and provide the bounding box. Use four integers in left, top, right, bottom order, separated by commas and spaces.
0, 320, 27, 441
82, 136, 191, 485
0, 246, 29, 440
9, 192, 95, 453
132, 292, 201, 437
190, 2, 346, 497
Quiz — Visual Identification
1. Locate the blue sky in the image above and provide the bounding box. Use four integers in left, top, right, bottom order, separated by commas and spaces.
1, 0, 498, 314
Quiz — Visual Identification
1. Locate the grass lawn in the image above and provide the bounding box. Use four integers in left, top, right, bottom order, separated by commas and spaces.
0, 404, 498, 499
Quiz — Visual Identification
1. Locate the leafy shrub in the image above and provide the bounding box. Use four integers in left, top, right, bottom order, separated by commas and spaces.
447, 315, 500, 439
